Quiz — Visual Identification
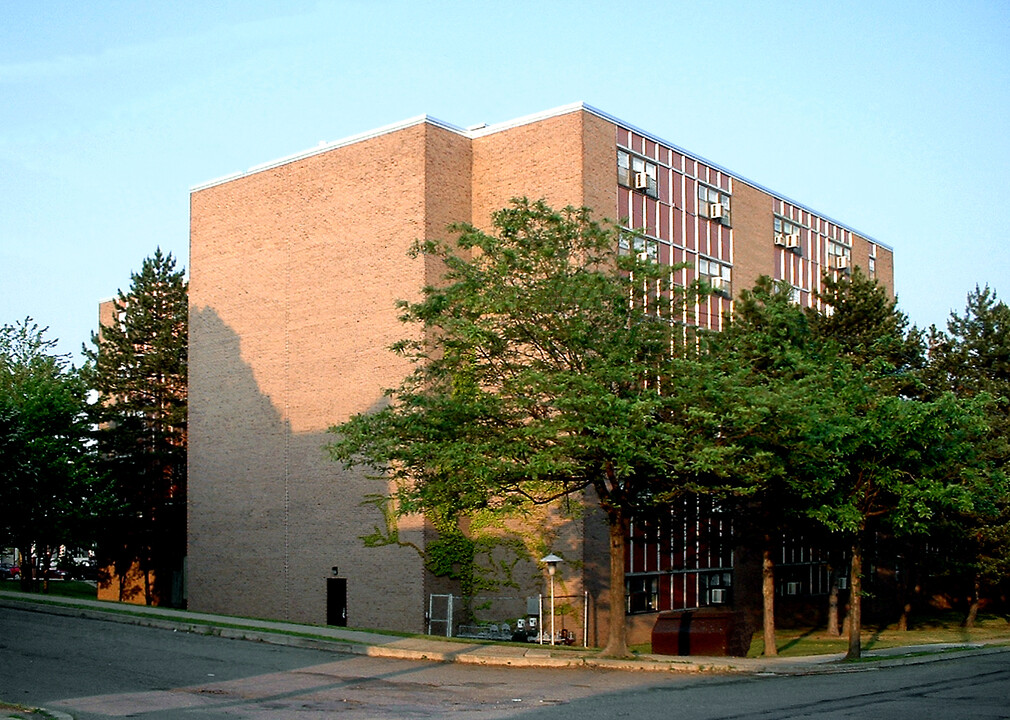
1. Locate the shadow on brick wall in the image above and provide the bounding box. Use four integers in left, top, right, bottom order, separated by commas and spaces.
186, 306, 428, 631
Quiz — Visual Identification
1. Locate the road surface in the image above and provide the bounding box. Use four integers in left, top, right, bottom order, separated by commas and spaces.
2, 606, 1008, 719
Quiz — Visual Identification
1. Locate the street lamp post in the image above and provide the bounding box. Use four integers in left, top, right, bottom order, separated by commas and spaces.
540, 553, 563, 646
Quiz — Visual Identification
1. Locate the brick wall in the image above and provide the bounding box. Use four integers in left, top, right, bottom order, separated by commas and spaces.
189, 123, 436, 630
188, 105, 895, 641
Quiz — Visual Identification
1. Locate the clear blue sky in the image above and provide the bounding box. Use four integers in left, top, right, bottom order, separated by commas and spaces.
2, 0, 1008, 361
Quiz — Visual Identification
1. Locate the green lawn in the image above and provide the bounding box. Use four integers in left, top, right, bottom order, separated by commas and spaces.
1, 579, 98, 600
630, 611, 1010, 658
746, 612, 1010, 658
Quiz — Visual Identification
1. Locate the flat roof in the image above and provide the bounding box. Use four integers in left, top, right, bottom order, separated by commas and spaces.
191, 102, 889, 251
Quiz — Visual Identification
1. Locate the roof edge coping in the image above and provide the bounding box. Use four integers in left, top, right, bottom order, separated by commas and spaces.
189, 101, 891, 251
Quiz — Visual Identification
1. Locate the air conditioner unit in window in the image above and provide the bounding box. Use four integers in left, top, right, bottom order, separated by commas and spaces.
709, 203, 725, 219
786, 582, 801, 595
709, 588, 727, 604
709, 276, 728, 292
774, 232, 787, 246
785, 233, 801, 250
835, 255, 851, 270
634, 172, 651, 190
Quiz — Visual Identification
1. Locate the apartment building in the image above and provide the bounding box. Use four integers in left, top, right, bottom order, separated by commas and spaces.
188, 103, 893, 644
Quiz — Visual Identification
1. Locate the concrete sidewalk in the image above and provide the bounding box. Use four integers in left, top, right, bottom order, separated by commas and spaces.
2, 590, 1006, 678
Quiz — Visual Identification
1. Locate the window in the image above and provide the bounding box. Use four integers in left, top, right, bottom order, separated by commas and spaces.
826, 240, 851, 271
618, 150, 658, 198
697, 184, 731, 226
626, 574, 659, 613
698, 257, 732, 296
774, 217, 802, 252
702, 572, 733, 606
618, 230, 658, 261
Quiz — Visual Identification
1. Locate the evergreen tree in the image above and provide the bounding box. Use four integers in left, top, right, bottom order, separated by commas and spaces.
924, 287, 1010, 625
84, 248, 188, 606
807, 267, 924, 378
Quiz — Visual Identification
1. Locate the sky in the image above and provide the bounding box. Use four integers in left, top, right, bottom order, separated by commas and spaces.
2, 0, 1008, 362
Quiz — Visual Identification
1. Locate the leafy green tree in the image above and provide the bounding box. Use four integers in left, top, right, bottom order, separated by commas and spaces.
924, 286, 1010, 625
705, 277, 840, 655
807, 270, 986, 659
814, 377, 985, 658
329, 199, 705, 657
0, 319, 99, 589
84, 249, 188, 606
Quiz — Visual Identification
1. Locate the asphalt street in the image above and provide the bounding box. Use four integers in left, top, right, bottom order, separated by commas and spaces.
2, 606, 1009, 719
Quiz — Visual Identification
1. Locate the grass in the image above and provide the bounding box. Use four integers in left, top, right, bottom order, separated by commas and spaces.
632, 611, 1010, 658
0, 579, 97, 600
0, 701, 62, 719
745, 612, 1010, 658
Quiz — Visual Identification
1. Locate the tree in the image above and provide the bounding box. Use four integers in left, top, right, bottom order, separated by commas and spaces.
807, 270, 986, 659
705, 277, 840, 655
83, 248, 188, 606
0, 319, 99, 589
924, 286, 1010, 625
807, 267, 924, 381
329, 199, 705, 657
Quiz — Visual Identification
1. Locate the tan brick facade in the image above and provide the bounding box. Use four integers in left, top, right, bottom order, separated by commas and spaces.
189, 104, 894, 641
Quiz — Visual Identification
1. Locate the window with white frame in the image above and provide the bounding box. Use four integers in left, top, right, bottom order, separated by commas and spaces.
826, 240, 851, 271
618, 150, 658, 198
697, 184, 731, 226
774, 216, 803, 252
698, 256, 732, 296
618, 230, 659, 261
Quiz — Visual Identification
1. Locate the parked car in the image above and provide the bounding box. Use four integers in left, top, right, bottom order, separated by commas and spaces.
69, 561, 98, 581
0, 563, 20, 580
44, 566, 68, 580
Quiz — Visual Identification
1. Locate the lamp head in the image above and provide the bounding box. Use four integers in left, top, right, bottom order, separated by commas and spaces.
540, 553, 563, 576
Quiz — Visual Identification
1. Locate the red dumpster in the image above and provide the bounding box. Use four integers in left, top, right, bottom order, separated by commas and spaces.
651, 608, 752, 657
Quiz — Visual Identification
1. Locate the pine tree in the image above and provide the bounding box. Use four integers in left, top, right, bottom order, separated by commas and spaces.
925, 287, 1010, 626
84, 248, 188, 606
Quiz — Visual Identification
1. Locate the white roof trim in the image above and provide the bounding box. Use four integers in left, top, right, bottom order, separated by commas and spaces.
190, 114, 466, 192
189, 102, 890, 251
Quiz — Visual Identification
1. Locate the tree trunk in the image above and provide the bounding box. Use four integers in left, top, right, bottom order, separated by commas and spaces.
144, 556, 152, 607
826, 567, 840, 638
845, 540, 863, 660
41, 548, 52, 594
897, 550, 914, 631
18, 545, 32, 592
963, 574, 981, 629
897, 604, 910, 632
601, 513, 630, 658
761, 539, 777, 656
